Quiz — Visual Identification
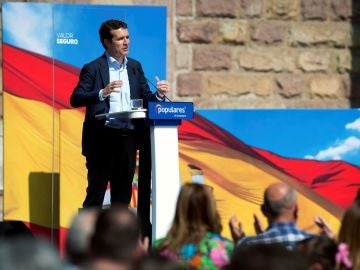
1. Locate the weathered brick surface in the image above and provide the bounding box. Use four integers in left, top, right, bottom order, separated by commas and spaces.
329, 0, 352, 20
175, 44, 191, 69
287, 99, 350, 108
276, 75, 304, 97
177, 19, 219, 43
298, 50, 331, 72
241, 0, 263, 18
203, 74, 272, 97
251, 21, 288, 45
193, 45, 232, 70
193, 98, 218, 108
289, 22, 350, 47
238, 48, 297, 72
177, 73, 203, 96
336, 50, 351, 73
176, 0, 192, 16
196, 0, 238, 18
220, 20, 248, 44
265, 0, 299, 20
310, 76, 342, 98
301, 0, 327, 20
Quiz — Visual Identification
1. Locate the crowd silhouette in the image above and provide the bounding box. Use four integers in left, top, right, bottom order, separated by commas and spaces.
0, 182, 358, 270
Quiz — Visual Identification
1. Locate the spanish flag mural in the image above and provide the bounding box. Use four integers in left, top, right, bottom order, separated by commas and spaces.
2, 3, 360, 251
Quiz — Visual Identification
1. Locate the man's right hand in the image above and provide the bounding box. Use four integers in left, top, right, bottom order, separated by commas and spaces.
229, 215, 245, 243
253, 213, 264, 235
102, 80, 122, 97
314, 216, 335, 239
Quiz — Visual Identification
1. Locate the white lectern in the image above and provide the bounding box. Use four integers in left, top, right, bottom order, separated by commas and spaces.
147, 101, 194, 239
96, 101, 194, 241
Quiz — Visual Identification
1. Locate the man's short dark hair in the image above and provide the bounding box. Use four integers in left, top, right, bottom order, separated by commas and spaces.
90, 205, 141, 263
99, 19, 128, 49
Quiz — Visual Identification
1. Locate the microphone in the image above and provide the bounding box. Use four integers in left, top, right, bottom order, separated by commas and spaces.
134, 67, 172, 102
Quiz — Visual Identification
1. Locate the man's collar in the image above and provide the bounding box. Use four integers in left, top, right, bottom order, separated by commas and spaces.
105, 51, 127, 67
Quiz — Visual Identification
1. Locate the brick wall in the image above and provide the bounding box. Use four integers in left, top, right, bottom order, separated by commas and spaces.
172, 0, 360, 108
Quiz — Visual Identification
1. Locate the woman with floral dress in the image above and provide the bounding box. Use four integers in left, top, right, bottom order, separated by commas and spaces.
153, 183, 233, 269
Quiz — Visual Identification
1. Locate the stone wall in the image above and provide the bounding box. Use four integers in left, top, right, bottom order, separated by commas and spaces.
173, 0, 360, 108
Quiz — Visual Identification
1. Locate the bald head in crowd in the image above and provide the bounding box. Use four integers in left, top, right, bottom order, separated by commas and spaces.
262, 182, 298, 223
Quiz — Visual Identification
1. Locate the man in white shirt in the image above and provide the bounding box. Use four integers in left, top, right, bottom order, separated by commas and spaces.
70, 19, 169, 241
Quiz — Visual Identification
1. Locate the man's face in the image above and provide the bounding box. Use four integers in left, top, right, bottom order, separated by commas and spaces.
105, 28, 130, 59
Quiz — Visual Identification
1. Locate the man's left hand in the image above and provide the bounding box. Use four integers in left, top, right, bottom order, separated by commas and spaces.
155, 76, 170, 98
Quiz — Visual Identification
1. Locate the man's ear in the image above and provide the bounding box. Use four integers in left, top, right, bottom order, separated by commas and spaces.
293, 204, 298, 220
104, 39, 111, 49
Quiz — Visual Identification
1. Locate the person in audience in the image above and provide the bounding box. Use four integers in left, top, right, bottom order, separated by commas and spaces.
296, 235, 338, 270
0, 237, 64, 270
223, 242, 306, 270
65, 208, 99, 269
153, 183, 233, 269
229, 182, 313, 250
134, 253, 182, 270
88, 205, 148, 270
0, 220, 35, 239
337, 195, 360, 270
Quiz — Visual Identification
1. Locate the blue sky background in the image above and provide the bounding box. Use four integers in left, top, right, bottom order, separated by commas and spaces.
198, 109, 360, 166
2, 3, 167, 85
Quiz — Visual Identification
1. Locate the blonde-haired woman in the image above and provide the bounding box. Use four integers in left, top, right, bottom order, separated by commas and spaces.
153, 183, 233, 269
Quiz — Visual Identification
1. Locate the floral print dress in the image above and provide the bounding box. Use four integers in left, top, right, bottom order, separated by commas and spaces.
153, 232, 234, 269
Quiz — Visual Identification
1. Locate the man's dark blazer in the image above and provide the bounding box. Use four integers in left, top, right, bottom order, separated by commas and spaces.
70, 53, 158, 157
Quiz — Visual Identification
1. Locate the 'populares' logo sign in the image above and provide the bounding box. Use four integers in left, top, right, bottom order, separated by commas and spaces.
148, 102, 194, 120
154, 104, 186, 114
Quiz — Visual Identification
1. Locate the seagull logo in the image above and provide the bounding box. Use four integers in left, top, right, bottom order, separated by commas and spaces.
155, 104, 162, 113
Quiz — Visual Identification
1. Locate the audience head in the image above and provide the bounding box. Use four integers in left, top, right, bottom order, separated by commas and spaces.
134, 253, 182, 270
167, 183, 221, 247
0, 237, 63, 270
297, 235, 338, 270
89, 205, 144, 269
65, 207, 99, 267
338, 198, 360, 270
261, 182, 298, 222
225, 243, 306, 270
0, 220, 34, 239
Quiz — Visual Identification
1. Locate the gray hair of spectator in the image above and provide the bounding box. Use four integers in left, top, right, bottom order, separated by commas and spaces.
0, 237, 63, 270
65, 208, 99, 265
264, 187, 297, 218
